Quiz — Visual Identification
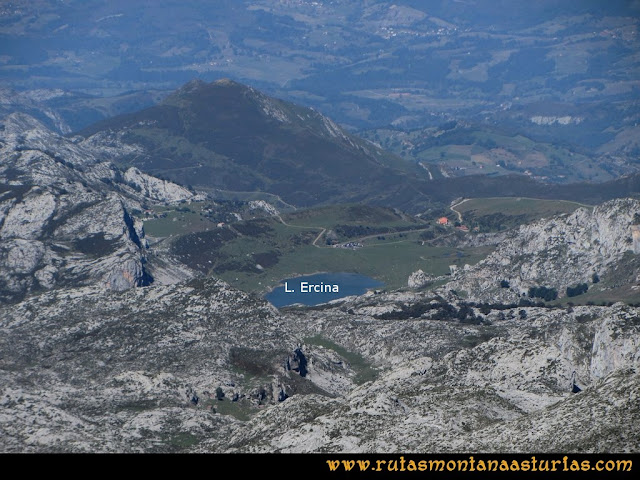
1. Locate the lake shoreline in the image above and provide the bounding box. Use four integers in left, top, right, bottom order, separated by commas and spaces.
264, 272, 384, 308
261, 270, 331, 295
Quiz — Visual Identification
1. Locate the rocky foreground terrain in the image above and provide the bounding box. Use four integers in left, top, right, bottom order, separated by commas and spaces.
1, 200, 639, 452
0, 275, 638, 453
0, 114, 638, 453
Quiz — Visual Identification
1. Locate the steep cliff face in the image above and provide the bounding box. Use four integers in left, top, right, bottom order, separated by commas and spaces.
0, 191, 150, 301
446, 198, 640, 303
0, 113, 196, 302
590, 306, 640, 380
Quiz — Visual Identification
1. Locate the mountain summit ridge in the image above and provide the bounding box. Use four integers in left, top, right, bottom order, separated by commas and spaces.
77, 79, 426, 208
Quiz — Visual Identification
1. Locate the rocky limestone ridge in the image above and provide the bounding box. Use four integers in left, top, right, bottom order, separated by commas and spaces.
1, 272, 638, 453
444, 198, 640, 303
204, 298, 640, 453
248, 200, 279, 217
530, 115, 583, 126
1, 112, 95, 169
1, 113, 199, 205
0, 278, 364, 452
407, 269, 444, 288
0, 113, 198, 301
462, 368, 638, 453
123, 167, 198, 204
0, 88, 73, 134
0, 184, 150, 302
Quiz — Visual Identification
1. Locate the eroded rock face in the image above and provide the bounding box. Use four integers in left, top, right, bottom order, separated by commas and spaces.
590, 305, 640, 380
446, 198, 640, 303
286, 348, 308, 377
0, 113, 197, 302
0, 278, 361, 452
0, 186, 149, 300
123, 167, 194, 204
0, 190, 57, 239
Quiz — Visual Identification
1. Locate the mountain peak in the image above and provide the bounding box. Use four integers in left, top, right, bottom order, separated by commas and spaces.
173, 77, 249, 96
163, 77, 259, 109
79, 80, 420, 207
213, 77, 242, 87
177, 78, 207, 91
2, 111, 50, 133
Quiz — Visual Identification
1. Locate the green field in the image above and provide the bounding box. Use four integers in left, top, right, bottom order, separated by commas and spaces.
218, 240, 493, 293
282, 204, 423, 229
147, 198, 625, 299
164, 204, 494, 293
143, 202, 215, 238
455, 197, 591, 231
456, 197, 590, 217
143, 200, 285, 239
207, 397, 258, 421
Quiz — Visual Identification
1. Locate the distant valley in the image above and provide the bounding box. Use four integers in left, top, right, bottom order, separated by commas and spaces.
3, 80, 639, 305
2, 1, 638, 186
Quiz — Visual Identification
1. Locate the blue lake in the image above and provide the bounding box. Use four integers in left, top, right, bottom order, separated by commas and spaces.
265, 272, 384, 308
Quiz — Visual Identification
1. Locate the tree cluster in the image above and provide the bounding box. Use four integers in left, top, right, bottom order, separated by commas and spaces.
566, 283, 588, 297
528, 286, 558, 301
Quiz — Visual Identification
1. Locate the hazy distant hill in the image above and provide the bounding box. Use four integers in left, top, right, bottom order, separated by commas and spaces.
361, 120, 638, 184
78, 79, 427, 207
76, 78, 640, 212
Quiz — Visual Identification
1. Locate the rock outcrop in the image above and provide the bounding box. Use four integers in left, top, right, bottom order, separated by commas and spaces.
407, 269, 436, 288
445, 198, 640, 302
123, 167, 195, 204
0, 113, 196, 301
